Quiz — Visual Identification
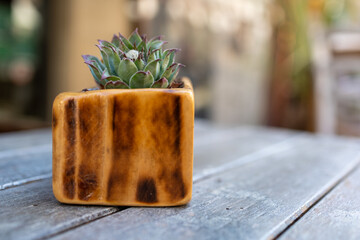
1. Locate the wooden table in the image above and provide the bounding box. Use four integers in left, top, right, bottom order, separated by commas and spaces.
1, 120, 360, 240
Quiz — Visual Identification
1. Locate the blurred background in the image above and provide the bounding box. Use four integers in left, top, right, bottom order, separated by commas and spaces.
1, 0, 360, 136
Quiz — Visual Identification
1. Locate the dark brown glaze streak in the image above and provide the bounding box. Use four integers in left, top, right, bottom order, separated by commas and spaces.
52, 107, 58, 181
107, 95, 137, 201
153, 94, 186, 201
63, 98, 77, 199
136, 177, 158, 203
77, 98, 102, 201
170, 95, 186, 199
52, 109, 58, 129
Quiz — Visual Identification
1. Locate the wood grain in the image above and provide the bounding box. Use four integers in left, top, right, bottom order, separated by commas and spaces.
279, 165, 360, 240
0, 126, 296, 240
0, 125, 294, 192
0, 121, 222, 191
51, 135, 360, 240
0, 178, 119, 240
0, 151, 52, 190
0, 128, 51, 152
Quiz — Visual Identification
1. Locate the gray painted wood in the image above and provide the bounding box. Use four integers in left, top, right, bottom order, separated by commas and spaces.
193, 127, 297, 181
0, 178, 119, 240
279, 165, 360, 240
0, 151, 52, 190
0, 121, 216, 190
0, 126, 296, 240
0, 125, 295, 191
52, 135, 360, 240
0, 128, 51, 152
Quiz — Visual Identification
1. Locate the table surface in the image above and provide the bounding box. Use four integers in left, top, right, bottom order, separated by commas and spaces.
1, 120, 360, 240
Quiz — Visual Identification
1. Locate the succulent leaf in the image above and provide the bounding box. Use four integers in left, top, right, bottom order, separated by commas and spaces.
101, 70, 125, 85
97, 45, 111, 71
168, 64, 185, 84
116, 58, 138, 84
129, 71, 154, 88
151, 77, 168, 88
82, 55, 105, 71
98, 40, 117, 50
168, 66, 180, 84
161, 63, 178, 80
148, 49, 160, 62
144, 59, 161, 79
118, 39, 130, 52
147, 40, 167, 51
129, 28, 143, 48
111, 34, 121, 48
105, 80, 130, 89
119, 33, 134, 49
134, 58, 145, 70
161, 49, 178, 72
85, 61, 103, 86
137, 37, 146, 52
83, 29, 184, 89
102, 46, 121, 75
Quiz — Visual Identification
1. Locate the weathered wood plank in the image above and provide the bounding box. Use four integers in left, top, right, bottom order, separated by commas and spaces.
0, 125, 295, 191
0, 127, 296, 240
0, 121, 215, 190
193, 127, 296, 181
0, 120, 210, 159
0, 178, 119, 240
279, 165, 360, 240
0, 151, 52, 190
51, 135, 360, 240
0, 128, 51, 152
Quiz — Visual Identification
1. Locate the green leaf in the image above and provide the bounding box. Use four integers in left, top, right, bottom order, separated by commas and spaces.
101, 46, 121, 75
118, 38, 130, 52
129, 28, 142, 48
98, 40, 117, 50
119, 33, 134, 49
82, 55, 105, 71
161, 63, 178, 80
161, 49, 178, 72
148, 49, 160, 62
116, 58, 138, 84
147, 40, 167, 51
101, 69, 124, 85
97, 45, 111, 71
105, 80, 130, 89
151, 77, 168, 88
111, 34, 121, 48
144, 59, 160, 79
167, 66, 180, 84
84, 61, 106, 87
134, 58, 145, 70
137, 36, 147, 52
129, 71, 154, 89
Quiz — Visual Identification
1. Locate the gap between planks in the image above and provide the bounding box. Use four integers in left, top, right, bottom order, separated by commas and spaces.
49, 137, 360, 240
0, 129, 301, 240
0, 127, 297, 191
269, 155, 360, 240
43, 135, 302, 239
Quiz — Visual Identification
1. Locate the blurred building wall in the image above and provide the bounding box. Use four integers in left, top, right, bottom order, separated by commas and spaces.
46, 0, 129, 118
209, 0, 272, 125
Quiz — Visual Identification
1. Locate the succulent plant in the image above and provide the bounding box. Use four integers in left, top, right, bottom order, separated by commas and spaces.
82, 29, 184, 89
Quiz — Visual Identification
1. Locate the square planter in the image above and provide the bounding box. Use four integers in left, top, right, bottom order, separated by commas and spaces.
52, 78, 194, 206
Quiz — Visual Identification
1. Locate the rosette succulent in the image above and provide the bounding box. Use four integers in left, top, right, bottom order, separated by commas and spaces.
82, 29, 184, 89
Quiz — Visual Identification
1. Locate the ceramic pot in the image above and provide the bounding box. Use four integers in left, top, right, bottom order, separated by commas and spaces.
52, 78, 194, 206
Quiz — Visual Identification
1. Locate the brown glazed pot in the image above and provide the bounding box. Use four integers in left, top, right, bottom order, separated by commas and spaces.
52, 78, 194, 206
